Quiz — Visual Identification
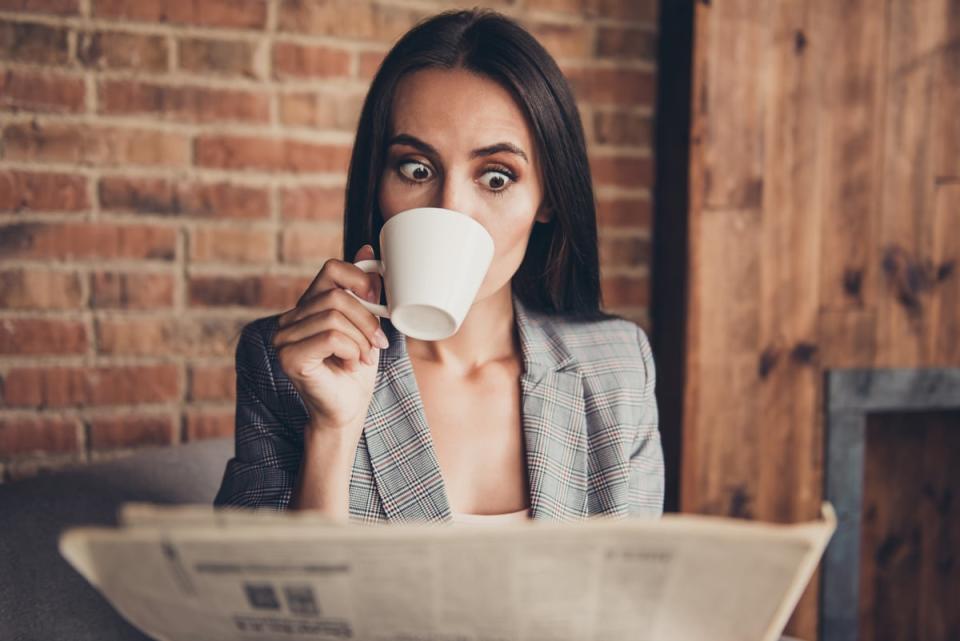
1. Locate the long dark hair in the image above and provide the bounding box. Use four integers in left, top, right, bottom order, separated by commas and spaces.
342, 8, 615, 322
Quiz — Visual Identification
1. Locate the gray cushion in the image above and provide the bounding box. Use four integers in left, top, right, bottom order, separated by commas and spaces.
0, 438, 232, 641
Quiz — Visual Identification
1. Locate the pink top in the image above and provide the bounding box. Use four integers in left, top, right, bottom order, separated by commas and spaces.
450, 507, 530, 525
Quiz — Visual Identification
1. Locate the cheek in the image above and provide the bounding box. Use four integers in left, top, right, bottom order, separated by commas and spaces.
483, 215, 537, 281
490, 219, 534, 259
485, 196, 540, 256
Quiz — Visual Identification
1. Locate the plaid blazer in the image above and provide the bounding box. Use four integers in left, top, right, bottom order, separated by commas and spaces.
213, 291, 664, 522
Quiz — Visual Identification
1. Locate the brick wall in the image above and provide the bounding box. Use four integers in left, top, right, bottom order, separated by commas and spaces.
0, 0, 657, 481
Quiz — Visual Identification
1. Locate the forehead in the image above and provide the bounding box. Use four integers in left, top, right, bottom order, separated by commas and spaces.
389, 68, 535, 153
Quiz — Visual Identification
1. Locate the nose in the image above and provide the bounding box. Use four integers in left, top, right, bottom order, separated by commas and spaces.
434, 173, 470, 214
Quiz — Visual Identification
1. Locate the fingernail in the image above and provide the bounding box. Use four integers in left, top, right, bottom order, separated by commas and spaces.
373, 328, 389, 349
366, 290, 377, 303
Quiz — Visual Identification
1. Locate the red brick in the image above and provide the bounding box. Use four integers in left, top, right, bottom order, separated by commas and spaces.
599, 235, 650, 268
188, 274, 311, 308
591, 154, 654, 189
526, 0, 656, 21
277, 91, 363, 131
590, 0, 657, 22
357, 50, 385, 80
277, 1, 425, 40
0, 416, 80, 457
0, 20, 69, 64
90, 271, 175, 309
594, 111, 652, 147
95, 317, 246, 357
0, 222, 177, 261
521, 0, 581, 13
0, 170, 89, 213
178, 37, 260, 78
280, 185, 345, 221
280, 224, 342, 265
77, 31, 168, 72
522, 20, 591, 59
88, 414, 176, 449
564, 66, 655, 107
94, 0, 267, 29
195, 135, 352, 173
188, 363, 235, 402
0, 269, 84, 309
0, 0, 79, 15
596, 197, 652, 229
601, 275, 650, 307
99, 80, 270, 124
184, 408, 233, 440
2, 364, 181, 408
273, 42, 350, 79
99, 176, 269, 220
0, 69, 85, 113
189, 227, 274, 263
596, 26, 657, 61
3, 123, 190, 167
0, 318, 88, 355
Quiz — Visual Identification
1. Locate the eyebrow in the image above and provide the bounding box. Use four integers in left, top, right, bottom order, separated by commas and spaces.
386, 133, 529, 164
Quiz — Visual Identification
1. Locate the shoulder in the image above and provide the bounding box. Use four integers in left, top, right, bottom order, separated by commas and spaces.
234, 314, 282, 372
538, 312, 655, 386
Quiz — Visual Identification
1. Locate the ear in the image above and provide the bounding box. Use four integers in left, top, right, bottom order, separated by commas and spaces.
535, 205, 553, 224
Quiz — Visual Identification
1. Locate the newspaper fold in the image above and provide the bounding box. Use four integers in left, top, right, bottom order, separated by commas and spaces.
59, 503, 835, 641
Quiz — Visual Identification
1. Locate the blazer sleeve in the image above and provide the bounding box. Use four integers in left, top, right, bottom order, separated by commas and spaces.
213, 319, 301, 510
627, 325, 665, 518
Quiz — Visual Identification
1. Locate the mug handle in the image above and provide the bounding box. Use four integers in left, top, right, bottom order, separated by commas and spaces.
346, 259, 390, 318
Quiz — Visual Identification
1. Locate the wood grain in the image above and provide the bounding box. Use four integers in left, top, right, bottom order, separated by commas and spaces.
682, 0, 959, 637
928, 184, 960, 364
875, 0, 946, 365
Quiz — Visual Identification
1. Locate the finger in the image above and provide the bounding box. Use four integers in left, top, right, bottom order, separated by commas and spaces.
274, 308, 376, 365
282, 288, 388, 350
282, 259, 378, 325
353, 244, 382, 304
278, 329, 362, 376
353, 243, 374, 262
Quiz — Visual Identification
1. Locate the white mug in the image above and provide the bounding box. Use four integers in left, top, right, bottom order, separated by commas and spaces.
345, 207, 495, 341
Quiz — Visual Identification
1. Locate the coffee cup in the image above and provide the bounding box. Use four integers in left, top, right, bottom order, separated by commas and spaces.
345, 207, 495, 341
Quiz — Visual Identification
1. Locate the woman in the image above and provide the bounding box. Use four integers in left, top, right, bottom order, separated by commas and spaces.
213, 9, 663, 523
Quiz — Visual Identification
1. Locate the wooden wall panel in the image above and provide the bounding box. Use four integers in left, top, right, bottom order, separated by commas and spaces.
929, 184, 960, 363
683, 0, 960, 638
816, 0, 885, 314
876, 0, 947, 366
700, 0, 770, 211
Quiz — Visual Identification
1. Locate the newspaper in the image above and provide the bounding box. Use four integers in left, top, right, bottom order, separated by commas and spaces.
59, 503, 836, 641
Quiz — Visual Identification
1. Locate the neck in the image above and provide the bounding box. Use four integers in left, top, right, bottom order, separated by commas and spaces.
405, 284, 519, 373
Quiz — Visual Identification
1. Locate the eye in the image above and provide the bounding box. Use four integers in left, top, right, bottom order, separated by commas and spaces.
397, 160, 433, 183
479, 167, 516, 194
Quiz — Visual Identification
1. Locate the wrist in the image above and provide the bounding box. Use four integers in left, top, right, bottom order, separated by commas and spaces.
304, 420, 361, 453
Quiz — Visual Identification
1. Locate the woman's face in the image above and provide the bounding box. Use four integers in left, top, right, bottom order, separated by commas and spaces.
378, 68, 550, 302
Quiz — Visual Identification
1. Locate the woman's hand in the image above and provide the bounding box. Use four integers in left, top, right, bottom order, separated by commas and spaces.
271, 244, 388, 436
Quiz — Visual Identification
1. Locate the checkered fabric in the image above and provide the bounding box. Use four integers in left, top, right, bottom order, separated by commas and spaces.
213, 291, 664, 523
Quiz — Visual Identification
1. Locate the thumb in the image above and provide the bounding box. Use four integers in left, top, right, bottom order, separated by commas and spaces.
354, 244, 381, 303
353, 243, 374, 262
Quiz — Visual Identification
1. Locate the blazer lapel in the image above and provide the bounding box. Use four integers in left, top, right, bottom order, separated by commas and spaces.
514, 296, 588, 521
362, 353, 451, 523
360, 291, 588, 523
